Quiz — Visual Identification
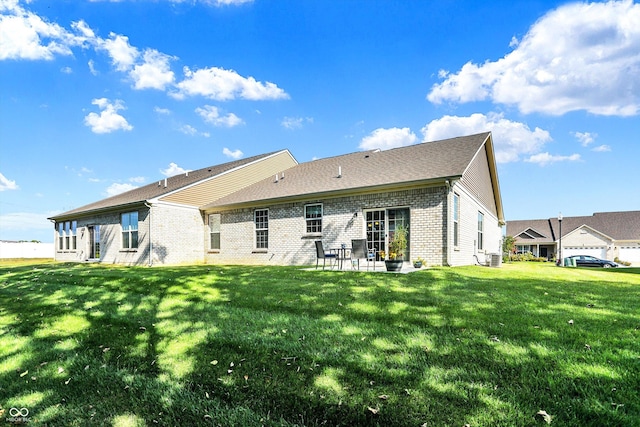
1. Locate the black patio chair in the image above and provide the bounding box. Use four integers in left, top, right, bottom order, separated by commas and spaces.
315, 240, 338, 270
350, 239, 376, 270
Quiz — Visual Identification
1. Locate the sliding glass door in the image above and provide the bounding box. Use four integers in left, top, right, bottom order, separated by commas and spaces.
365, 208, 410, 261
88, 225, 100, 260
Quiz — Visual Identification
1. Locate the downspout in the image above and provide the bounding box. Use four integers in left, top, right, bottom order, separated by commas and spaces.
144, 202, 153, 267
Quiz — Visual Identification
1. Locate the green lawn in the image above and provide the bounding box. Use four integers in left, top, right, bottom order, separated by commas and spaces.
1, 260, 638, 426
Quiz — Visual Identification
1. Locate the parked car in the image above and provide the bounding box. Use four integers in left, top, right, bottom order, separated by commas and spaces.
565, 255, 618, 268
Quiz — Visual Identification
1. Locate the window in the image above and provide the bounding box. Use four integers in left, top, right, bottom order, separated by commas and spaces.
70, 221, 77, 250
453, 193, 460, 247
305, 204, 323, 233
477, 212, 484, 251
121, 211, 139, 249
254, 209, 268, 249
209, 214, 221, 250
58, 223, 64, 250
64, 221, 70, 250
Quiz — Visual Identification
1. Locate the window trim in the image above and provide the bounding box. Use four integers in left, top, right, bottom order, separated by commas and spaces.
58, 222, 64, 251
477, 211, 484, 251
254, 208, 269, 250
304, 203, 323, 234
121, 211, 139, 250
453, 193, 460, 249
209, 213, 221, 251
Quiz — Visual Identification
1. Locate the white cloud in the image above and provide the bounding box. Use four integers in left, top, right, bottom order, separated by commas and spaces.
105, 182, 137, 197
88, 59, 98, 75
592, 144, 612, 152
129, 176, 146, 183
84, 98, 133, 134
0, 1, 83, 60
359, 127, 418, 150
428, 1, 640, 116
223, 147, 243, 159
154, 106, 171, 115
572, 131, 597, 147
210, 0, 253, 5
130, 49, 175, 90
160, 162, 191, 177
281, 116, 313, 130
168, 0, 253, 6
0, 172, 19, 191
421, 112, 552, 164
172, 66, 289, 101
195, 105, 243, 127
525, 152, 581, 166
98, 32, 139, 72
179, 124, 198, 135
60, 66, 72, 74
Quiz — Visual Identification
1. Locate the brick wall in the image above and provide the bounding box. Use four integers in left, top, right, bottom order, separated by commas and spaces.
206, 186, 450, 266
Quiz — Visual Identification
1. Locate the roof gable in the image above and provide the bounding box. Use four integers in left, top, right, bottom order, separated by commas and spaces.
517, 228, 548, 239
205, 133, 497, 209
49, 150, 293, 220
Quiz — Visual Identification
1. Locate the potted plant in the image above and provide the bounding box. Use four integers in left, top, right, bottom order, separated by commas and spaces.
383, 224, 407, 272
413, 257, 425, 268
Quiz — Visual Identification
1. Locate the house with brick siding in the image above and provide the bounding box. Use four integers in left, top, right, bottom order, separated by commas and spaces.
203, 132, 505, 267
48, 150, 297, 266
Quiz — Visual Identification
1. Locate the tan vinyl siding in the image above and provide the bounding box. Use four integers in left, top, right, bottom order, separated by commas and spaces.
159, 151, 297, 207
460, 145, 497, 217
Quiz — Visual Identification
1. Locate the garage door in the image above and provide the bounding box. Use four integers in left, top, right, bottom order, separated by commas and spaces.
563, 247, 607, 259
619, 247, 640, 264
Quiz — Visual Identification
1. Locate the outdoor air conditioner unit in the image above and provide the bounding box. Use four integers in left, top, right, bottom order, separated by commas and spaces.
489, 253, 502, 267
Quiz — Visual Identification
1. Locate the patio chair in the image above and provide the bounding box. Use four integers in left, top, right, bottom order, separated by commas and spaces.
350, 239, 376, 270
315, 240, 338, 270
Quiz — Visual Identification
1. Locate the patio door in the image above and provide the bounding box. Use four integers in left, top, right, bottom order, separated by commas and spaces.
88, 225, 100, 260
365, 208, 410, 261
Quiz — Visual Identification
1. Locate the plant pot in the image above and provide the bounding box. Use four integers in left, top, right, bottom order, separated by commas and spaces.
413, 261, 422, 268
385, 260, 403, 272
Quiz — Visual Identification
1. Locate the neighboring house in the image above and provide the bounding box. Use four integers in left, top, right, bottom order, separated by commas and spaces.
49, 150, 297, 266
506, 211, 640, 265
203, 132, 505, 267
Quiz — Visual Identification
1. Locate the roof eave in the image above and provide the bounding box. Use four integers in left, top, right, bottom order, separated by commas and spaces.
48, 200, 149, 221
203, 177, 459, 212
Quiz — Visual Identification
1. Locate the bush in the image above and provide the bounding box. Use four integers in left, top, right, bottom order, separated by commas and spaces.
509, 252, 548, 263
614, 257, 632, 266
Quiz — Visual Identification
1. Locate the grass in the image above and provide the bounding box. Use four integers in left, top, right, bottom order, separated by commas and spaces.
0, 260, 638, 426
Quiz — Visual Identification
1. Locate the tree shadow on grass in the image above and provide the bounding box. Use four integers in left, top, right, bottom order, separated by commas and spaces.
0, 263, 638, 426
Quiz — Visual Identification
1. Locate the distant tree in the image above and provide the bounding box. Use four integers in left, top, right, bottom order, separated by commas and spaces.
502, 236, 516, 256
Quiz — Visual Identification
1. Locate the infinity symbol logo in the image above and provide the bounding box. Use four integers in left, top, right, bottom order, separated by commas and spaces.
9, 407, 29, 417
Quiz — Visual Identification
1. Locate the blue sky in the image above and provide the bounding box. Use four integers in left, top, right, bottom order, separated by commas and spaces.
1, 0, 639, 243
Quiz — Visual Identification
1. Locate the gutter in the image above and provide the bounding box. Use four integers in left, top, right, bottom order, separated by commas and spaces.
144, 202, 153, 267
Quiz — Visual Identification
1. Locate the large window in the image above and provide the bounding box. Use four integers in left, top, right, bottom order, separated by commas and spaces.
254, 209, 269, 249
453, 193, 460, 247
209, 214, 221, 250
57, 221, 77, 251
305, 204, 323, 233
121, 211, 139, 249
477, 211, 484, 251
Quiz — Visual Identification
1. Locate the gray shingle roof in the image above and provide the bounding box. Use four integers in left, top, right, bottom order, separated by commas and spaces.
507, 211, 640, 242
49, 151, 284, 220
205, 132, 491, 209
